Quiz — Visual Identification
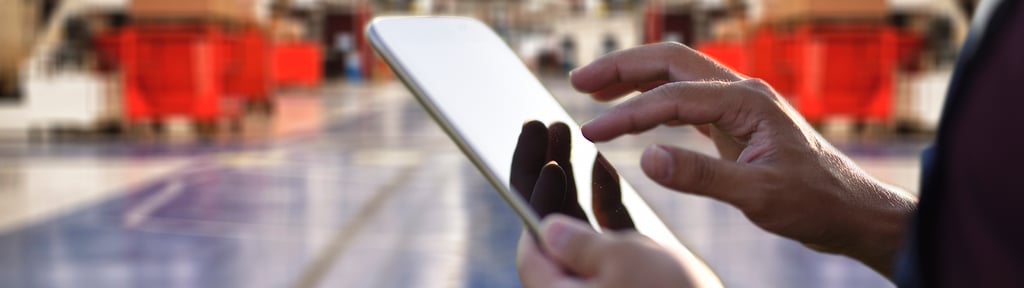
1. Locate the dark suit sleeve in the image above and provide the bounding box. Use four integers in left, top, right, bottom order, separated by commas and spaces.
899, 0, 1024, 286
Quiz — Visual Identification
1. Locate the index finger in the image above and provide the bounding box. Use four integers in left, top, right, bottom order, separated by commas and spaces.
570, 42, 743, 97
581, 80, 770, 143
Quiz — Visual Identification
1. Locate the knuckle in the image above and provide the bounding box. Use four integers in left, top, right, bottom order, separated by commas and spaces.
658, 41, 687, 51
729, 78, 786, 120
740, 78, 772, 91
651, 81, 692, 117
660, 42, 695, 61
641, 82, 686, 108
740, 79, 787, 110
658, 81, 689, 96
735, 78, 777, 100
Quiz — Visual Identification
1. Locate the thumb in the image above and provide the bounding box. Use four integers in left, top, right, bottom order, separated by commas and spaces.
640, 144, 750, 205
540, 215, 610, 277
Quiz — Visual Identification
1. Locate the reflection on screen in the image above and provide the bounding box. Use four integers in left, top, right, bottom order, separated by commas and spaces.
371, 17, 683, 250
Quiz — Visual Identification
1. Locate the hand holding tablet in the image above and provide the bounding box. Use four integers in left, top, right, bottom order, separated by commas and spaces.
368, 16, 722, 287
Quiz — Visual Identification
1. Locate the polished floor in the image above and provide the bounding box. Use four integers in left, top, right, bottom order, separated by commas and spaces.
0, 78, 927, 288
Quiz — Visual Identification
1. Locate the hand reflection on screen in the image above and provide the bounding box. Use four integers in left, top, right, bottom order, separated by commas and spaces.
511, 120, 634, 231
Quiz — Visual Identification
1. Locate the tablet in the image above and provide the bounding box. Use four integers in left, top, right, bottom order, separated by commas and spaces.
367, 16, 685, 251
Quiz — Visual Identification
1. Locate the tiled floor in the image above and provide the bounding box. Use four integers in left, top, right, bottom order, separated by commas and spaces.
0, 78, 927, 287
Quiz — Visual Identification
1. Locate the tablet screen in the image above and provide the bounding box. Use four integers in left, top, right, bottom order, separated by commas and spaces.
368, 17, 682, 250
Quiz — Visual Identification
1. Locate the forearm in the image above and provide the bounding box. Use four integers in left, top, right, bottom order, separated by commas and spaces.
807, 141, 919, 278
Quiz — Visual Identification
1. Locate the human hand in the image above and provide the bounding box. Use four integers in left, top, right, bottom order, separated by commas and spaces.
572, 42, 918, 276
512, 121, 716, 287
518, 215, 702, 288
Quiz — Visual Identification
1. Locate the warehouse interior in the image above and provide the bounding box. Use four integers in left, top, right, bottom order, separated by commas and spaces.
0, 0, 977, 287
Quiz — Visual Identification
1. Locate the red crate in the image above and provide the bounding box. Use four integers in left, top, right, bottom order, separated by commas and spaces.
748, 28, 796, 95
120, 23, 240, 123
271, 42, 322, 88
94, 31, 123, 73
224, 27, 271, 102
742, 24, 900, 123
895, 30, 924, 73
787, 23, 897, 122
697, 41, 749, 74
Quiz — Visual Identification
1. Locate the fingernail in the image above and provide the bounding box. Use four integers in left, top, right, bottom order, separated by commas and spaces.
582, 116, 605, 130
642, 145, 674, 180
580, 120, 597, 142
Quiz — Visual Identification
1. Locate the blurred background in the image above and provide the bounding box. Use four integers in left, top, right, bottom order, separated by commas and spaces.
0, 0, 976, 287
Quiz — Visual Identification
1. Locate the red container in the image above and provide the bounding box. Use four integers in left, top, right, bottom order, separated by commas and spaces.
224, 27, 271, 102
742, 24, 901, 123
120, 23, 239, 122
895, 30, 924, 73
748, 28, 796, 95
94, 31, 123, 73
271, 42, 322, 88
787, 23, 897, 122
697, 41, 749, 74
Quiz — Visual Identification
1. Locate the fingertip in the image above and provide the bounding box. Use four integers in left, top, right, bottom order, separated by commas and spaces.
568, 67, 586, 90
581, 118, 614, 143
580, 123, 596, 142
641, 145, 674, 181
640, 144, 747, 201
569, 65, 603, 93
591, 93, 622, 102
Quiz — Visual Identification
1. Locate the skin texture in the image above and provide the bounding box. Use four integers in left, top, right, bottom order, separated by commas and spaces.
518, 215, 696, 288
516, 42, 919, 286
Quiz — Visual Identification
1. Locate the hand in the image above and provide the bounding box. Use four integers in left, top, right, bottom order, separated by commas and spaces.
572, 42, 918, 277
511, 121, 719, 287
518, 215, 697, 288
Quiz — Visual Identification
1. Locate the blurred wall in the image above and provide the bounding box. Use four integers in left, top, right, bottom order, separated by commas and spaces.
0, 0, 38, 98
550, 15, 639, 70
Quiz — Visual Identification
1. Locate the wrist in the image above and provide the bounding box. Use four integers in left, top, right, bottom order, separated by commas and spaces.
846, 182, 918, 278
